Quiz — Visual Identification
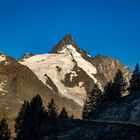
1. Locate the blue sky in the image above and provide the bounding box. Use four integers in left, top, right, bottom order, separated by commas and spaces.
0, 0, 140, 69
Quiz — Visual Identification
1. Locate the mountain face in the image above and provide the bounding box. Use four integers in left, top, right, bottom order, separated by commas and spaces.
0, 52, 81, 133
92, 55, 131, 89
19, 35, 131, 108
20, 44, 97, 107
0, 35, 132, 131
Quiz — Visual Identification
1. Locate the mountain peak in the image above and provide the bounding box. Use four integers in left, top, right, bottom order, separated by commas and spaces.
50, 34, 91, 62
50, 34, 79, 53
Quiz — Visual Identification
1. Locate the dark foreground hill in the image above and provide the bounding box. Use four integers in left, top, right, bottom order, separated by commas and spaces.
40, 92, 140, 140
93, 93, 140, 123
41, 119, 140, 140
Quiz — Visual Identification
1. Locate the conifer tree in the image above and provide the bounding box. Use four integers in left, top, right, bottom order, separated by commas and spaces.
57, 107, 70, 132
82, 84, 102, 120
58, 107, 69, 120
104, 70, 127, 101
113, 69, 127, 98
15, 95, 46, 140
129, 63, 140, 93
46, 99, 59, 134
82, 94, 92, 120
0, 118, 11, 140
104, 81, 114, 101
47, 99, 58, 120
69, 115, 74, 119
15, 101, 30, 139
28, 95, 46, 139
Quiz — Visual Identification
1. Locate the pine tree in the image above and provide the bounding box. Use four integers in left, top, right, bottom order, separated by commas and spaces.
82, 84, 102, 120
15, 101, 30, 139
129, 63, 140, 93
69, 115, 74, 119
15, 95, 46, 140
58, 107, 69, 120
113, 69, 127, 99
104, 81, 114, 101
47, 99, 58, 120
57, 107, 70, 133
104, 70, 127, 101
82, 94, 92, 119
96, 92, 106, 107
46, 99, 59, 134
0, 118, 11, 140
28, 95, 46, 139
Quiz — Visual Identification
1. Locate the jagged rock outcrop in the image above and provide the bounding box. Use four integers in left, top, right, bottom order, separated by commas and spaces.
92, 55, 132, 87
50, 34, 91, 62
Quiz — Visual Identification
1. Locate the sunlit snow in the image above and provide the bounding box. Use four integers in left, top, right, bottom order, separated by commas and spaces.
20, 45, 100, 106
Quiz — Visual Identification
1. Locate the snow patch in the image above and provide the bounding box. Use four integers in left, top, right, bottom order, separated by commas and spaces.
0, 54, 9, 65
4, 61, 10, 65
17, 99, 24, 104
78, 82, 83, 88
1, 93, 5, 96
59, 45, 97, 82
0, 80, 7, 93
0, 55, 6, 62
70, 71, 77, 81
87, 54, 91, 58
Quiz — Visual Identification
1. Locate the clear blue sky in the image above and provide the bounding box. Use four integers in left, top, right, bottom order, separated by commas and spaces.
0, 0, 140, 69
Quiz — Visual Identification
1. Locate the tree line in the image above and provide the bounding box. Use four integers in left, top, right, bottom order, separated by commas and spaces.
0, 97, 72, 140
82, 63, 140, 120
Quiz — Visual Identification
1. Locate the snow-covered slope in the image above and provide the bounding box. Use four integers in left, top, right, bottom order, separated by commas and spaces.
19, 35, 132, 107
20, 45, 99, 106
